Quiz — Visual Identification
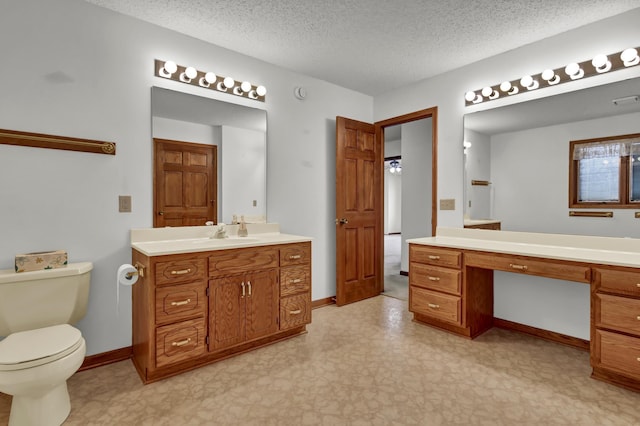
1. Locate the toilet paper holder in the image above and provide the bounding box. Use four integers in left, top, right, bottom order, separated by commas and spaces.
125, 262, 145, 279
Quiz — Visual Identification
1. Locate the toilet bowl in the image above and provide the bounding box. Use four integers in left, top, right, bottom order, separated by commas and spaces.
0, 262, 92, 426
0, 325, 86, 426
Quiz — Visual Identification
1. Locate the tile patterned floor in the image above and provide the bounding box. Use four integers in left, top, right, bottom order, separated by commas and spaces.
2, 296, 640, 425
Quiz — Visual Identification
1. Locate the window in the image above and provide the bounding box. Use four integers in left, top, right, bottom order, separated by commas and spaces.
569, 133, 640, 208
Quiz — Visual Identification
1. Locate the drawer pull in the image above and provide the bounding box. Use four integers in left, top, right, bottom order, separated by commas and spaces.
170, 268, 192, 275
247, 281, 252, 296
428, 303, 440, 309
290, 309, 302, 315
637, 283, 640, 288
428, 255, 440, 260
289, 254, 302, 260
509, 263, 528, 271
241, 282, 246, 298
170, 298, 191, 307
291, 278, 303, 284
637, 357, 640, 362
172, 338, 192, 347
427, 276, 440, 281
637, 316, 640, 321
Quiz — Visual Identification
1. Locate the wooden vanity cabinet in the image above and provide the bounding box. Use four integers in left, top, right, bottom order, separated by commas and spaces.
131, 241, 312, 384
592, 266, 640, 389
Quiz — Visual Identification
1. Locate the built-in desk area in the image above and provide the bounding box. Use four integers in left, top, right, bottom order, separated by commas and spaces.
407, 227, 640, 392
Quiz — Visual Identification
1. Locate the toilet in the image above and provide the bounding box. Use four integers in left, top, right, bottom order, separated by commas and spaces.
0, 262, 92, 426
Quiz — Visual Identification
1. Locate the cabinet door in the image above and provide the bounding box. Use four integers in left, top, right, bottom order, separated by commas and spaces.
209, 276, 245, 351
245, 269, 279, 341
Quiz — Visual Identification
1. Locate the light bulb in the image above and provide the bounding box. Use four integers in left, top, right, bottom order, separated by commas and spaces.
240, 81, 252, 92
159, 60, 177, 77
465, 91, 476, 102
621, 48, 639, 67
204, 72, 217, 84
541, 69, 560, 85
223, 77, 235, 89
592, 54, 611, 73
499, 81, 511, 92
481, 87, 492, 97
184, 67, 197, 79
256, 86, 267, 97
520, 75, 538, 90
564, 62, 584, 79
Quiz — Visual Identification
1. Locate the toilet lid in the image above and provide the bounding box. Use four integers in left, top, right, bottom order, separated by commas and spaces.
0, 324, 83, 371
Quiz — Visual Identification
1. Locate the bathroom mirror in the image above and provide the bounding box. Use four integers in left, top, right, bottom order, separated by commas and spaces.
151, 86, 267, 225
463, 77, 640, 234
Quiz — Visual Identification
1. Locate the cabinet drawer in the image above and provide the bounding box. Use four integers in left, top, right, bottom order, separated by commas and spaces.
280, 294, 311, 330
156, 258, 206, 286
280, 243, 311, 267
594, 268, 640, 297
409, 245, 461, 269
464, 252, 591, 283
155, 318, 206, 368
594, 329, 640, 380
409, 286, 461, 325
595, 293, 640, 336
410, 263, 461, 295
155, 282, 206, 325
280, 265, 311, 297
209, 247, 278, 276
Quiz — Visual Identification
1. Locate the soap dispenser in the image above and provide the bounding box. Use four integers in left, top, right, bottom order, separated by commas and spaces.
237, 215, 248, 237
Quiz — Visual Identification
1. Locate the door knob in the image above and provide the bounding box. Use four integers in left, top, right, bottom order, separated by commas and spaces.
158, 211, 164, 216
336, 218, 349, 225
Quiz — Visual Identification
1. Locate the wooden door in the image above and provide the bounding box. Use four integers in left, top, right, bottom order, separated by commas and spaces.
335, 117, 382, 306
244, 269, 279, 341
154, 139, 217, 227
209, 276, 244, 351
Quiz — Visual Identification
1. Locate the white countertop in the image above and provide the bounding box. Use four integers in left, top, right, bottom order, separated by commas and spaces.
131, 224, 312, 256
407, 227, 640, 268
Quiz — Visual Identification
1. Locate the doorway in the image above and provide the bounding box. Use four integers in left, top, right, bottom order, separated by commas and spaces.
379, 111, 436, 300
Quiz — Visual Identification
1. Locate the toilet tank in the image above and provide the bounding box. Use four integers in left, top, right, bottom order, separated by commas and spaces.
0, 262, 92, 336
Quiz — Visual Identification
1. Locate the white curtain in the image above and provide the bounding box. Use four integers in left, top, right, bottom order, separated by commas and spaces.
572, 138, 640, 160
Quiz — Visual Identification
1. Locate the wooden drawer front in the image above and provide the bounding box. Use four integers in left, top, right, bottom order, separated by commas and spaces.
464, 252, 591, 284
595, 330, 640, 379
410, 263, 461, 295
595, 293, 640, 336
594, 268, 640, 297
209, 248, 278, 276
280, 294, 311, 330
280, 266, 311, 297
409, 286, 461, 325
156, 258, 206, 286
409, 244, 461, 269
280, 243, 311, 267
155, 318, 206, 368
155, 282, 206, 325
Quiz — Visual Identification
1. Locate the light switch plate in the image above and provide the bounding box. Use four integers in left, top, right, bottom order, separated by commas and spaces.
440, 198, 455, 210
119, 195, 132, 213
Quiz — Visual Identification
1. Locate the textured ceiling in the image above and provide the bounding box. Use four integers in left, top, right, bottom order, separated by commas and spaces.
84, 0, 640, 96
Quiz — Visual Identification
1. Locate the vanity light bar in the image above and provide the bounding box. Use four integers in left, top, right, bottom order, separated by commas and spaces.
464, 46, 640, 106
154, 59, 267, 102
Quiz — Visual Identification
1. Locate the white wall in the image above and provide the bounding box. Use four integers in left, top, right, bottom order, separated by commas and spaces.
491, 111, 640, 236
0, 0, 372, 355
400, 119, 433, 272
375, 9, 640, 339
221, 125, 266, 224
463, 129, 492, 219
384, 172, 402, 234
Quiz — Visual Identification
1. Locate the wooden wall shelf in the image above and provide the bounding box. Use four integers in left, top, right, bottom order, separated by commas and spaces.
569, 211, 613, 218
0, 128, 116, 155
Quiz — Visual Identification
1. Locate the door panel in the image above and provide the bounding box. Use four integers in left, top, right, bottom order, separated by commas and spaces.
209, 276, 244, 351
154, 139, 217, 227
336, 117, 381, 306
245, 269, 279, 341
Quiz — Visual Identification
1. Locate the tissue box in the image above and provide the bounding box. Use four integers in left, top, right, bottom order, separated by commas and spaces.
15, 250, 68, 273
